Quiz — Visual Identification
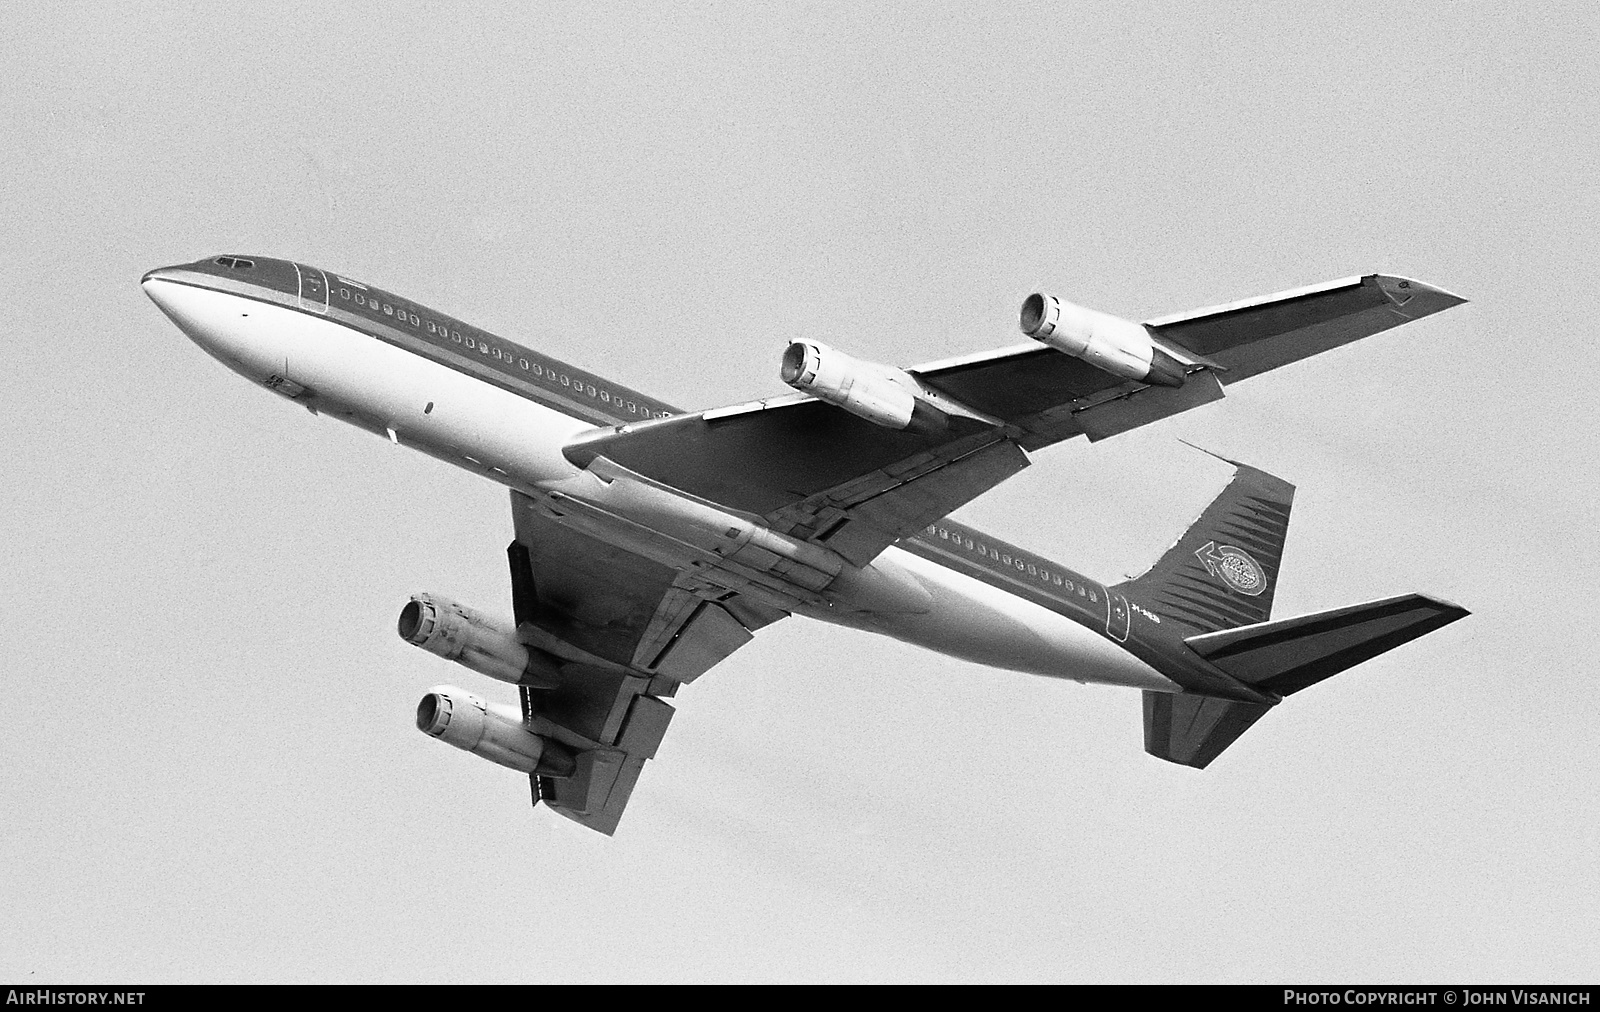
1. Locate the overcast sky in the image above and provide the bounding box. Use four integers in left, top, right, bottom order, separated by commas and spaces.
3, 2, 1596, 983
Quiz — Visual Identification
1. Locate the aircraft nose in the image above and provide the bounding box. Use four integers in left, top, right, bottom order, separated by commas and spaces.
140, 265, 214, 343
139, 262, 280, 379
141, 266, 187, 319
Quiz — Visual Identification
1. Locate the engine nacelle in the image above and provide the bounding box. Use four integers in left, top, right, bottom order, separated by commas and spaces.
398, 593, 559, 688
1020, 293, 1186, 387
780, 340, 946, 431
416, 685, 575, 776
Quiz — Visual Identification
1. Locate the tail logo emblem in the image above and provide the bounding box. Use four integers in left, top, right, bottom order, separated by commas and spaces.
1195, 542, 1267, 597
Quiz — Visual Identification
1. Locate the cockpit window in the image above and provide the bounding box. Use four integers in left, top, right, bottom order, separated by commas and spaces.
213, 257, 255, 269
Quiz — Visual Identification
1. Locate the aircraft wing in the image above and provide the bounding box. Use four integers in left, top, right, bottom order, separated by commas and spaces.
912, 274, 1465, 450
562, 274, 1462, 568
564, 398, 1030, 567
508, 492, 785, 834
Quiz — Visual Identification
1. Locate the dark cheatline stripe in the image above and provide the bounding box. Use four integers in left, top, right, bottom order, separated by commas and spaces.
901, 518, 1112, 635
157, 269, 679, 428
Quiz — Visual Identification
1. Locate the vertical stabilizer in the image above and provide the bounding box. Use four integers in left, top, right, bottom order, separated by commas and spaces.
1143, 693, 1274, 769
1115, 457, 1294, 635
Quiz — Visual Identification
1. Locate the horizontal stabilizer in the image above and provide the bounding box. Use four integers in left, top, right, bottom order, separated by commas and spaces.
1143, 692, 1274, 769
1184, 593, 1469, 697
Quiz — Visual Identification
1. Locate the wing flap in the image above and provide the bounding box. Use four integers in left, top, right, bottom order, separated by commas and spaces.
539, 749, 635, 835
768, 436, 1029, 565
648, 600, 754, 682
1063, 369, 1226, 444
507, 493, 781, 834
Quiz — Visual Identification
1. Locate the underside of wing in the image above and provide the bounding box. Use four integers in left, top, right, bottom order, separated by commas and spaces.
911, 274, 1465, 450
1145, 274, 1465, 384
508, 493, 784, 834
564, 399, 1029, 566
556, 274, 1461, 569
914, 348, 1226, 449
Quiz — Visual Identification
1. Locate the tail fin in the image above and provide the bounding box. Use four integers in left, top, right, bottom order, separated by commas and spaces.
1115, 456, 1295, 635
1129, 455, 1469, 769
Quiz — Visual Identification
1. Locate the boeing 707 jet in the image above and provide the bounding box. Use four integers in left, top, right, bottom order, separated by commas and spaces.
142, 256, 1468, 834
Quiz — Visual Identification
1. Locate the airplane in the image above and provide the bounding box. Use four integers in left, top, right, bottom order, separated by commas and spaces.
142, 255, 1469, 835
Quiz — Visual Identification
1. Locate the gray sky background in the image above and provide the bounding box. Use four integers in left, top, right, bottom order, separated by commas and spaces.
3, 1, 1596, 983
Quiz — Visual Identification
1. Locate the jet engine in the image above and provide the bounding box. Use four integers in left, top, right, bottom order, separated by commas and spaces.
398, 593, 559, 688
1019, 293, 1186, 387
780, 340, 946, 431
416, 685, 575, 776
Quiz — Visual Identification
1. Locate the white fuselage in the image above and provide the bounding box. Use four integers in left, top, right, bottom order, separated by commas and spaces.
143, 276, 1176, 693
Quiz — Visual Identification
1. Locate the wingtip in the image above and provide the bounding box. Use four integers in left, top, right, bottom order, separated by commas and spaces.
1371, 274, 1469, 316
1422, 595, 1472, 623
